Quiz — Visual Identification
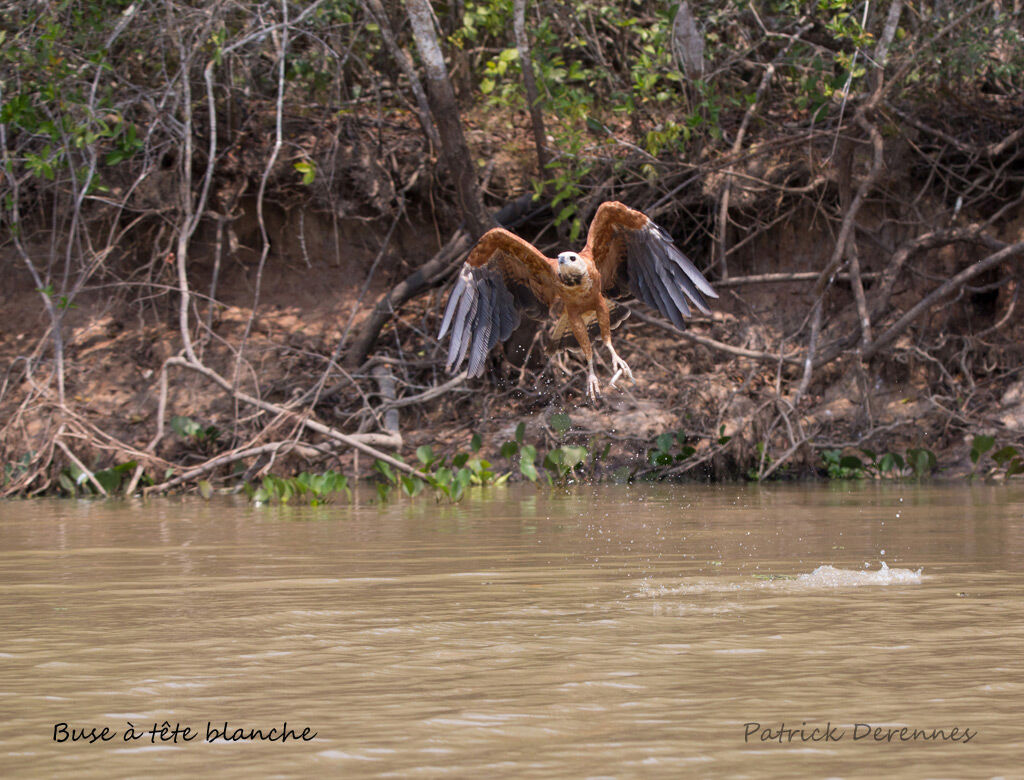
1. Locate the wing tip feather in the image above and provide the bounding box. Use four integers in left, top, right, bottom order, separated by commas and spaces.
439, 265, 521, 376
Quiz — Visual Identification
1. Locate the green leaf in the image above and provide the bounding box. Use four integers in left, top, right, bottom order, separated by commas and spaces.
520, 459, 538, 482
515, 422, 526, 444
499, 47, 519, 62
470, 433, 482, 452
655, 433, 674, 453
555, 204, 575, 224
171, 415, 200, 439
561, 446, 588, 470
197, 480, 213, 499
331, 473, 349, 496
991, 446, 1018, 467
500, 441, 519, 459
549, 413, 571, 435
543, 449, 564, 470
401, 475, 424, 497
1006, 458, 1024, 477
453, 453, 469, 469
416, 445, 435, 466
839, 455, 864, 470
374, 459, 397, 484
519, 443, 538, 482
907, 448, 936, 478
971, 434, 995, 458
293, 160, 315, 185
94, 468, 122, 494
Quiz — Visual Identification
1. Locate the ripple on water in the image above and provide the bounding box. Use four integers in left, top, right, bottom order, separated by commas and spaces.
633, 562, 923, 598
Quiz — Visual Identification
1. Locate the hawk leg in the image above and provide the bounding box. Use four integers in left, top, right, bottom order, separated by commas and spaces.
568, 312, 601, 402
597, 299, 634, 388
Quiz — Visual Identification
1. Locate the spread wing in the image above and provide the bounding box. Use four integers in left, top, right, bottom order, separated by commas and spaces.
583, 201, 718, 329
438, 228, 560, 377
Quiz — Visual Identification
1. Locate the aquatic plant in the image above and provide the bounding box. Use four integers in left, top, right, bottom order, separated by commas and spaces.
647, 431, 697, 468
245, 471, 351, 505
57, 460, 152, 497
171, 416, 221, 455
970, 436, 1024, 480
821, 447, 938, 481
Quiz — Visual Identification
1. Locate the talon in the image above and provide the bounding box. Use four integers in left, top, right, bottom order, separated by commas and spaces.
607, 345, 635, 386
586, 370, 601, 403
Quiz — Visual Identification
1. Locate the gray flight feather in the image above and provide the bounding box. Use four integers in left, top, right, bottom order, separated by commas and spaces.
624, 223, 717, 326
440, 265, 522, 376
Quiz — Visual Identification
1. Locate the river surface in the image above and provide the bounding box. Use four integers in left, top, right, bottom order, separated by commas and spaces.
2, 483, 1023, 778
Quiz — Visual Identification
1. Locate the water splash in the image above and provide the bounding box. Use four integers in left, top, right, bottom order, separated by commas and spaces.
634, 562, 923, 598
797, 561, 923, 587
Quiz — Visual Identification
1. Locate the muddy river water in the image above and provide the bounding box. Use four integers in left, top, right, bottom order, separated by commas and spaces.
2, 483, 1022, 777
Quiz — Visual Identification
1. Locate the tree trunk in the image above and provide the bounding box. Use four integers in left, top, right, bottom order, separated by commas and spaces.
405, 0, 491, 239
512, 0, 547, 178
361, 0, 441, 153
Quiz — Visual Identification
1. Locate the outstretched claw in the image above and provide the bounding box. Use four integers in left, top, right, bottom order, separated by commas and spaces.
586, 369, 602, 403
606, 343, 635, 388
586, 356, 602, 403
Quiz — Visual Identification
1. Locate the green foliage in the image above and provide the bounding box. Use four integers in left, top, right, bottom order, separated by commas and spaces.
822, 448, 866, 479
821, 446, 937, 480
972, 439, 1024, 480
906, 448, 937, 480
970, 434, 996, 465
518, 443, 539, 483
748, 441, 774, 482
549, 413, 572, 435
2, 452, 34, 487
293, 160, 316, 186
245, 470, 351, 505
373, 432, 514, 503
171, 416, 221, 454
543, 445, 589, 484
58, 460, 149, 497
647, 431, 696, 468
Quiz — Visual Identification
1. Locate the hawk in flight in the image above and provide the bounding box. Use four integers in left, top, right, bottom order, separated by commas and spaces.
439, 201, 717, 400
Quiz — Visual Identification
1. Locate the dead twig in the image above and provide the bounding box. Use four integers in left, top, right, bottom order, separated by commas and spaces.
54, 437, 108, 497
863, 240, 1024, 361
149, 355, 417, 486
628, 308, 802, 364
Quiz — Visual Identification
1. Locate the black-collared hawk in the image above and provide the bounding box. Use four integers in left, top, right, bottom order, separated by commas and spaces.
438, 201, 717, 400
